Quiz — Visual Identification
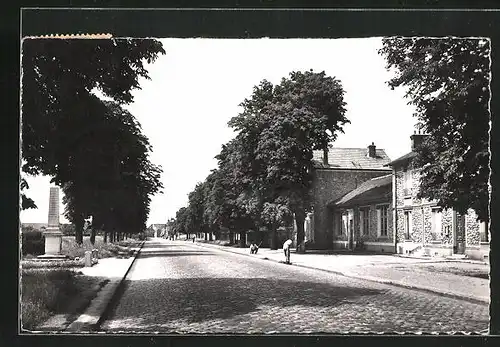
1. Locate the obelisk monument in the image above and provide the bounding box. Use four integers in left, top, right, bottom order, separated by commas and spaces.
41, 187, 64, 257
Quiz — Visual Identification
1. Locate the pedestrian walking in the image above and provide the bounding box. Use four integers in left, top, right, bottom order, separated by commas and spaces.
283, 239, 293, 264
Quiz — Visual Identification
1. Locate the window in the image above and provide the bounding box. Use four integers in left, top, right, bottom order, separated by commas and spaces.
480, 221, 489, 243
377, 205, 389, 237
431, 208, 442, 240
404, 211, 412, 240
333, 212, 341, 236
359, 207, 369, 235
341, 213, 348, 235
403, 168, 413, 196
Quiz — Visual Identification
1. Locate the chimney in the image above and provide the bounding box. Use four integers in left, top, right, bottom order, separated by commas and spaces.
367, 142, 376, 158
410, 134, 428, 151
322, 146, 329, 166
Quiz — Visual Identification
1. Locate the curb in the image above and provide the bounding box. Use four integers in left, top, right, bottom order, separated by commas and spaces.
192, 241, 489, 305
65, 240, 146, 332
395, 254, 488, 265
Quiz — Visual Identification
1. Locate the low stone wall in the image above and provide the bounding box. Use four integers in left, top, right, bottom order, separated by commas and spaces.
332, 240, 349, 250
396, 241, 421, 255
422, 244, 453, 258
465, 243, 490, 261
364, 242, 395, 253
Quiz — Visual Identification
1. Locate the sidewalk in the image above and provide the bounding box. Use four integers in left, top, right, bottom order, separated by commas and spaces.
189, 240, 490, 304
35, 241, 145, 332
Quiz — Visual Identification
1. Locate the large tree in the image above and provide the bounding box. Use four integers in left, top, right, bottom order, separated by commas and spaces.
212, 138, 260, 246
229, 71, 349, 252
379, 38, 490, 222
186, 182, 207, 239
21, 38, 165, 205
173, 207, 190, 239
61, 100, 163, 244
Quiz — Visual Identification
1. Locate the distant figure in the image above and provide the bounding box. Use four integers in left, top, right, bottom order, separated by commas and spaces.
250, 242, 259, 254
283, 239, 293, 264
192, 236, 195, 243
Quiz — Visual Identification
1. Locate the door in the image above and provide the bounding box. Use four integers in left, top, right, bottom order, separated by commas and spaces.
453, 211, 466, 254
347, 210, 354, 250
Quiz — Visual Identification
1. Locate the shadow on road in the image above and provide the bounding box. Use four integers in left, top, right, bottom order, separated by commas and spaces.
107, 276, 385, 327
138, 251, 213, 258
137, 242, 214, 259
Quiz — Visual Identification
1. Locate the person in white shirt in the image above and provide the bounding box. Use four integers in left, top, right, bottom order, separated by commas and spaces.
283, 239, 293, 264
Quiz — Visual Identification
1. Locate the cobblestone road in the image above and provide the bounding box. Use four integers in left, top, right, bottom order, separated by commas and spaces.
100, 239, 488, 334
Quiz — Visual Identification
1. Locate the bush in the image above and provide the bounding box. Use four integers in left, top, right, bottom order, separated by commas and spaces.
138, 232, 146, 241
60, 224, 76, 236
22, 231, 45, 256
62, 236, 122, 259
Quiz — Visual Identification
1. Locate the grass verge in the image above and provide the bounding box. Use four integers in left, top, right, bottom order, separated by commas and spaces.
61, 236, 138, 259
425, 265, 489, 280
21, 269, 107, 331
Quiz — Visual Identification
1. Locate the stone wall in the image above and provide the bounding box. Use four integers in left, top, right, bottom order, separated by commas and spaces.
395, 170, 405, 207
394, 162, 422, 205
394, 162, 485, 256
441, 208, 454, 245
396, 209, 405, 242
422, 207, 433, 243
465, 209, 481, 246
311, 169, 390, 249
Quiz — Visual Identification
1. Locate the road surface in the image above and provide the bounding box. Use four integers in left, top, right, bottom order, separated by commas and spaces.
99, 239, 488, 333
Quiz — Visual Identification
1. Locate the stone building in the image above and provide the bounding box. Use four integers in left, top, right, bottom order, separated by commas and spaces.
387, 134, 489, 261
306, 143, 392, 249
329, 174, 394, 253
148, 224, 167, 238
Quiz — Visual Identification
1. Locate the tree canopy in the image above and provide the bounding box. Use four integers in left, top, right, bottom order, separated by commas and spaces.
21, 38, 165, 242
22, 38, 165, 178
61, 101, 163, 243
379, 38, 490, 222
228, 70, 348, 250
173, 70, 348, 251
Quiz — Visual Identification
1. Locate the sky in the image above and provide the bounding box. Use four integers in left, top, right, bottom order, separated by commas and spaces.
20, 37, 417, 226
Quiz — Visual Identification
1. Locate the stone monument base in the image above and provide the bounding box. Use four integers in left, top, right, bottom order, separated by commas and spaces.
43, 226, 63, 255
36, 254, 69, 260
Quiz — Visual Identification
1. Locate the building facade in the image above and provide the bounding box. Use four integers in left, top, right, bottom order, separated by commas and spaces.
307, 143, 392, 249
330, 174, 395, 253
388, 134, 489, 261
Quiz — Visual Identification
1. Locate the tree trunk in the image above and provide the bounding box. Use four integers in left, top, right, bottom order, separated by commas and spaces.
295, 210, 306, 253
104, 231, 108, 243
270, 226, 278, 250
209, 231, 213, 241
229, 230, 234, 244
90, 228, 96, 245
75, 217, 84, 245
239, 231, 246, 248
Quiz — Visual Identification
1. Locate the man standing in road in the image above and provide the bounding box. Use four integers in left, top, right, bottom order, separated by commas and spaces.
283, 239, 293, 264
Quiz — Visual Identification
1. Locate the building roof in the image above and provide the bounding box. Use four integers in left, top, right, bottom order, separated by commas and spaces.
331, 174, 392, 208
385, 151, 417, 167
313, 147, 391, 170
149, 224, 167, 230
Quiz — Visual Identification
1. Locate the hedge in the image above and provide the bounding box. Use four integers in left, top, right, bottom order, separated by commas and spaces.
22, 231, 45, 256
